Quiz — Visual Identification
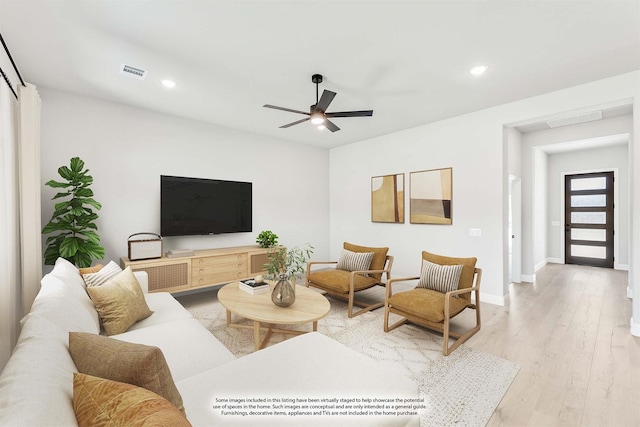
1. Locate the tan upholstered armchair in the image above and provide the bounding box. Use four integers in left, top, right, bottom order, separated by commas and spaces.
384, 251, 481, 355
306, 242, 393, 318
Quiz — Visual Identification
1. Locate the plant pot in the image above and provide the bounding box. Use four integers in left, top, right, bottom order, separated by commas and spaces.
271, 274, 295, 307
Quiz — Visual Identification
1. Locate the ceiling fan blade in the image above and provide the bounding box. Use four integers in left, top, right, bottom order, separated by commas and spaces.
263, 104, 309, 116
326, 110, 374, 118
315, 90, 336, 112
280, 117, 310, 128
324, 119, 340, 132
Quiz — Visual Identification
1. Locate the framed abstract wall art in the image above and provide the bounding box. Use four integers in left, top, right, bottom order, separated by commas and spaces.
371, 173, 404, 223
410, 167, 452, 224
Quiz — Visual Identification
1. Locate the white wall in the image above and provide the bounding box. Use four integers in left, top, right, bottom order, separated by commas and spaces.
39, 88, 331, 268
330, 71, 639, 305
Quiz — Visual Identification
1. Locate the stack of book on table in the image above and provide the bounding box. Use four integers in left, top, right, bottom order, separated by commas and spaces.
239, 279, 270, 295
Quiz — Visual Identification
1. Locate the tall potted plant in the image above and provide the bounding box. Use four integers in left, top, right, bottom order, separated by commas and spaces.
42, 157, 105, 268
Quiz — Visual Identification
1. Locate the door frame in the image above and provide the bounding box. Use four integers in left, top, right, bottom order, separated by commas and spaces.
560, 167, 619, 269
509, 175, 522, 283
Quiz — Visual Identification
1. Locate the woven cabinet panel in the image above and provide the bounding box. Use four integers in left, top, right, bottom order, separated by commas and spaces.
133, 263, 189, 292
250, 253, 270, 275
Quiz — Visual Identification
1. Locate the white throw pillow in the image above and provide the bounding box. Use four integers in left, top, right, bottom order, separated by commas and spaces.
416, 260, 463, 293
335, 249, 374, 274
82, 261, 122, 287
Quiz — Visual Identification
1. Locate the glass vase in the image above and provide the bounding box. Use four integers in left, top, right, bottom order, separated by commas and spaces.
271, 274, 295, 307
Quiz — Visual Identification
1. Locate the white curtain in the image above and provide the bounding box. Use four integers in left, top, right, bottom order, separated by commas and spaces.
18, 83, 42, 317
0, 77, 21, 371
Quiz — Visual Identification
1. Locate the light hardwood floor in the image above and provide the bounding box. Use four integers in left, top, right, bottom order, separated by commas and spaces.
458, 263, 639, 427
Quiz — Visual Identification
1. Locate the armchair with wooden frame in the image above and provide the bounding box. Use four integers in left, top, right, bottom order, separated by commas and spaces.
384, 251, 481, 356
306, 242, 393, 318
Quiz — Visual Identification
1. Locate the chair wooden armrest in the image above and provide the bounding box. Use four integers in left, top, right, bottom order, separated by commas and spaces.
386, 276, 420, 299
306, 261, 338, 277
308, 261, 338, 267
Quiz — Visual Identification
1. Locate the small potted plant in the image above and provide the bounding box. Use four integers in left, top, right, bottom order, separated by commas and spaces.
265, 244, 314, 307
256, 230, 279, 248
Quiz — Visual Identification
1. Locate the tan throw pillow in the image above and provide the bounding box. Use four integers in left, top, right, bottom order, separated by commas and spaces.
86, 267, 153, 335
69, 332, 184, 414
82, 260, 122, 287
78, 264, 104, 275
416, 260, 463, 293
73, 373, 191, 427
335, 249, 374, 275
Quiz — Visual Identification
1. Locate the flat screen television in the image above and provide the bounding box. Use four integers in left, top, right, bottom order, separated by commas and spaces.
160, 175, 252, 237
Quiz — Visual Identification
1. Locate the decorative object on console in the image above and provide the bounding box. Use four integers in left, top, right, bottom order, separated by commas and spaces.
128, 232, 163, 261
167, 248, 195, 258
42, 156, 105, 268
410, 167, 453, 225
256, 230, 279, 248
371, 173, 405, 223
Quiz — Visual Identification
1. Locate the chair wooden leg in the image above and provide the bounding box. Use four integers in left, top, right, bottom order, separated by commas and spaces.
384, 303, 390, 331
347, 289, 355, 317
443, 310, 481, 356
353, 302, 383, 317
384, 306, 408, 332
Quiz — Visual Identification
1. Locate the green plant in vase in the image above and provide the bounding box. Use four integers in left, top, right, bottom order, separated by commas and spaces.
42, 157, 105, 268
265, 244, 314, 283
256, 230, 279, 248
265, 244, 314, 307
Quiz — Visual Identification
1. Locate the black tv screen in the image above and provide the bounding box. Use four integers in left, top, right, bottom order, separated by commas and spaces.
160, 175, 252, 237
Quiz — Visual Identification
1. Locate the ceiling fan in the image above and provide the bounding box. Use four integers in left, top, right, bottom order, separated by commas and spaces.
263, 74, 373, 132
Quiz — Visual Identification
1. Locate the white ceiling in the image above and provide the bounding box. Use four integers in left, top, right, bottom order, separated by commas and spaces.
1, 0, 639, 148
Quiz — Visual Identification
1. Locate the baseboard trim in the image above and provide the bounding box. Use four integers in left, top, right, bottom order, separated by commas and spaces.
631, 318, 640, 337
616, 263, 629, 271
627, 287, 634, 299
535, 259, 548, 271
479, 292, 506, 307
520, 274, 535, 283
547, 257, 562, 264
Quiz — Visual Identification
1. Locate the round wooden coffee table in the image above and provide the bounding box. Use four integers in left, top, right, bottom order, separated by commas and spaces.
218, 281, 330, 351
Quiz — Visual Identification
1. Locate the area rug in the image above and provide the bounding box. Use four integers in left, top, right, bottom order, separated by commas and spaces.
181, 289, 519, 427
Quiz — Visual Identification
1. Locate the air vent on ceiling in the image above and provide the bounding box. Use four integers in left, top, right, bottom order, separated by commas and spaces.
546, 111, 602, 129
119, 64, 147, 80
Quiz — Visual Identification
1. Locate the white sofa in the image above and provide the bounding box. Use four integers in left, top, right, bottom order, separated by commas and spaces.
0, 258, 420, 426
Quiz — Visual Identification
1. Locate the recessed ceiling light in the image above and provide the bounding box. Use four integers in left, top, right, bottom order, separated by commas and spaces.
161, 79, 176, 88
470, 65, 488, 76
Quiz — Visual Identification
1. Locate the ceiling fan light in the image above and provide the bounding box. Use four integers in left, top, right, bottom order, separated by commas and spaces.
310, 112, 325, 125
317, 124, 326, 130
